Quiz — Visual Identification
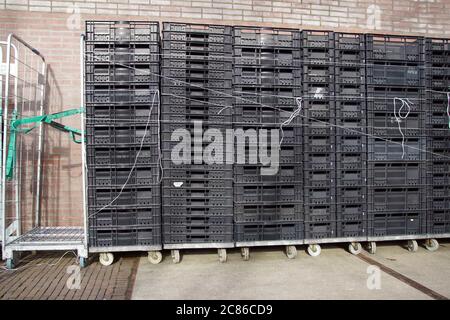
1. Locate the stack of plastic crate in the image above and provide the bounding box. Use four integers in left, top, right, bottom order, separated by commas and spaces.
85, 21, 161, 249
425, 38, 450, 235
233, 27, 303, 243
301, 31, 337, 240
161, 23, 234, 247
366, 35, 427, 237
334, 33, 367, 239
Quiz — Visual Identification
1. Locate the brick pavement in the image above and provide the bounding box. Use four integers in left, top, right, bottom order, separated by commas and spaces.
0, 252, 139, 300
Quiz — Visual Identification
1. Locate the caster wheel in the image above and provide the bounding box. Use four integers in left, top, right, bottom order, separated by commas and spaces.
218, 249, 227, 263
99, 253, 114, 266
171, 250, 181, 264
425, 239, 439, 252
241, 248, 250, 261
407, 240, 418, 252
367, 242, 377, 255
348, 242, 362, 255
148, 251, 163, 265
286, 245, 297, 259
79, 257, 88, 268
307, 244, 321, 257
6, 259, 15, 270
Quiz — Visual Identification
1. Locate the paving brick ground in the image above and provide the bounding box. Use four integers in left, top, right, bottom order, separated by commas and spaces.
0, 252, 139, 300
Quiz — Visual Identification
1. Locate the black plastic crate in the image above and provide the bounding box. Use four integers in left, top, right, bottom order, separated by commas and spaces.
334, 84, 365, 97
427, 172, 450, 186
163, 233, 233, 244
162, 57, 232, 70
334, 50, 364, 65
164, 167, 233, 181
368, 137, 426, 161
301, 30, 334, 48
234, 184, 302, 203
86, 88, 158, 104
87, 145, 160, 167
234, 203, 302, 223
303, 152, 335, 170
336, 220, 366, 238
163, 224, 233, 237
302, 83, 334, 100
163, 215, 234, 226
368, 187, 425, 212
335, 118, 366, 136
368, 212, 426, 237
86, 125, 159, 145
86, 104, 159, 125
368, 112, 425, 137
336, 203, 366, 221
302, 100, 336, 119
302, 48, 334, 64
162, 40, 232, 53
163, 31, 232, 44
234, 164, 302, 184
234, 67, 301, 86
336, 152, 366, 170
162, 68, 232, 80
162, 76, 232, 89
428, 194, 450, 210
85, 43, 159, 64
234, 27, 301, 48
304, 170, 335, 187
162, 177, 232, 190
234, 221, 304, 242
334, 33, 365, 51
367, 62, 425, 87
88, 185, 160, 207
89, 227, 161, 247
233, 47, 301, 67
86, 64, 159, 83
164, 22, 232, 34
369, 162, 425, 186
426, 38, 450, 52
304, 187, 335, 205
428, 221, 450, 234
303, 136, 334, 153
162, 188, 233, 207
335, 135, 366, 153
304, 205, 335, 223
428, 185, 450, 198
367, 87, 423, 112
336, 186, 365, 203
162, 205, 232, 217
334, 67, 365, 85
233, 86, 301, 106
302, 65, 334, 83
304, 222, 336, 239
231, 125, 302, 145
88, 166, 160, 187
427, 111, 450, 127
427, 161, 450, 175
88, 206, 160, 227
86, 21, 159, 42
162, 94, 232, 107
162, 105, 232, 123
336, 171, 366, 187
366, 35, 424, 62
233, 105, 302, 125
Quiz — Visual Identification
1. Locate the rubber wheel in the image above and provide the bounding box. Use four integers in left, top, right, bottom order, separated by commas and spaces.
171, 250, 181, 264
348, 242, 362, 255
407, 240, 418, 252
99, 253, 114, 266
218, 249, 227, 263
286, 245, 297, 259
307, 244, 321, 257
148, 251, 163, 265
241, 248, 250, 261
367, 242, 377, 255
6, 259, 15, 270
425, 239, 439, 252
79, 257, 88, 268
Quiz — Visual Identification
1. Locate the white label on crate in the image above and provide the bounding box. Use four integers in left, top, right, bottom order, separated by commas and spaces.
173, 181, 183, 187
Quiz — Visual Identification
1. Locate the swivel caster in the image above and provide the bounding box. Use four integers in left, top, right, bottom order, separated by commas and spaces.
148, 251, 163, 265
307, 244, 321, 257
348, 242, 362, 255
407, 240, 418, 252
6, 258, 15, 270
425, 239, 439, 252
218, 249, 227, 263
367, 242, 376, 255
241, 247, 250, 261
286, 245, 297, 259
171, 250, 181, 264
79, 257, 88, 268
99, 253, 114, 266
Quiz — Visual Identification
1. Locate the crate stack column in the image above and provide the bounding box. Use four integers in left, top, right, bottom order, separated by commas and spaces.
425, 38, 450, 237
84, 21, 162, 264
232, 27, 303, 253
333, 33, 368, 244
161, 23, 234, 263
366, 35, 427, 241
301, 31, 337, 244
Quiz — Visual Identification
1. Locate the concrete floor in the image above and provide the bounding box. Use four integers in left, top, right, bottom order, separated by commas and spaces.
132, 240, 450, 300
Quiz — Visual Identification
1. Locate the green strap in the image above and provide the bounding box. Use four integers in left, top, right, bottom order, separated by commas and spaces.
6, 108, 84, 180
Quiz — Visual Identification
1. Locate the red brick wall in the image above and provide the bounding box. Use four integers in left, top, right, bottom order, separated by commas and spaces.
0, 3, 448, 226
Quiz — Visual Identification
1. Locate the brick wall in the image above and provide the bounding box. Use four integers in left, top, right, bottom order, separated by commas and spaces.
0, 2, 449, 226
